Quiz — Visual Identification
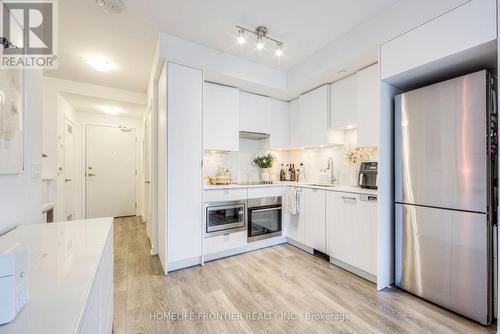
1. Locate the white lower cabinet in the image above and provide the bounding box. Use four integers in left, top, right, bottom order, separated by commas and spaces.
303, 188, 326, 253
204, 231, 247, 255
78, 227, 113, 334
284, 187, 306, 245
326, 191, 377, 277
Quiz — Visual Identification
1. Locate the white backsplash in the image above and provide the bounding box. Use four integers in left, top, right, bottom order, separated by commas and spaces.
288, 130, 378, 185
204, 139, 289, 183
204, 130, 378, 185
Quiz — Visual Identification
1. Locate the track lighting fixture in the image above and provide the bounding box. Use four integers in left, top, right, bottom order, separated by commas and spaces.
236, 25, 284, 56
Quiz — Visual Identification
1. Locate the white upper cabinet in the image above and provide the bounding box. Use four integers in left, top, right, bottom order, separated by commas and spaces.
380, 0, 496, 82
266, 98, 290, 149
203, 83, 239, 151
239, 91, 269, 134
297, 85, 331, 147
356, 64, 379, 147
289, 98, 303, 147
330, 74, 357, 129
239, 91, 289, 149
330, 64, 379, 147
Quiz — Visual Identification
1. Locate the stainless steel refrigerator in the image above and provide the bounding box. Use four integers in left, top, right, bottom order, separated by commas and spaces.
395, 70, 497, 325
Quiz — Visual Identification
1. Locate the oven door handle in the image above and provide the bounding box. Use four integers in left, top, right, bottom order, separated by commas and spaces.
251, 207, 282, 213
207, 204, 245, 212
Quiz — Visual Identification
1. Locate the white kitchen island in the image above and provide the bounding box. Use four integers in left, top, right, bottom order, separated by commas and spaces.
0, 218, 113, 334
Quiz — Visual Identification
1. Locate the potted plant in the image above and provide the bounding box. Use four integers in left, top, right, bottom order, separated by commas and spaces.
252, 153, 275, 183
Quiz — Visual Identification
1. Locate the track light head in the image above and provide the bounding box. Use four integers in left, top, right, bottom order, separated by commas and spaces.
237, 29, 246, 45
275, 42, 283, 57
256, 35, 264, 50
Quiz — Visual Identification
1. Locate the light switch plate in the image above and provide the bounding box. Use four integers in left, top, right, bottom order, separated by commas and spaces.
31, 163, 41, 178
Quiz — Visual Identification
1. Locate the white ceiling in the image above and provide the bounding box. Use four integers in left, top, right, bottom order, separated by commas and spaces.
61, 92, 146, 119
44, 0, 399, 93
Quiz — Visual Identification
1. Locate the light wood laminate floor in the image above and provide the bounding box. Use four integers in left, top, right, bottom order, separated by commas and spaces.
113, 216, 497, 334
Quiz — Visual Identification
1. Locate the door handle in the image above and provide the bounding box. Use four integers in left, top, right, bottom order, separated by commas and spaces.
65, 178, 72, 183
87, 173, 96, 177
145, 181, 150, 184
341, 196, 356, 202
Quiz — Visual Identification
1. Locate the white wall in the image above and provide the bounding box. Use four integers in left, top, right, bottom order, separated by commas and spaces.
0, 70, 43, 235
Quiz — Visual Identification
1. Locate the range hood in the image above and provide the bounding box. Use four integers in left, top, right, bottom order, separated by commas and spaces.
239, 131, 270, 140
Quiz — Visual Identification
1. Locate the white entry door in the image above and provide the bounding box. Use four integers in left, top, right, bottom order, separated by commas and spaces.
63, 117, 76, 220
86, 125, 137, 218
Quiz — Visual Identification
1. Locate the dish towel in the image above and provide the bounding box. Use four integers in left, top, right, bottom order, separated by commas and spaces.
285, 188, 300, 215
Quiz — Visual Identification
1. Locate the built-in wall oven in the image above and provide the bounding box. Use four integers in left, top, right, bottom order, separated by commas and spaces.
247, 197, 282, 242
205, 201, 246, 237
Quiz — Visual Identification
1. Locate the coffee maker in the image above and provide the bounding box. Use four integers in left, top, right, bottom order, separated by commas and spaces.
358, 161, 378, 189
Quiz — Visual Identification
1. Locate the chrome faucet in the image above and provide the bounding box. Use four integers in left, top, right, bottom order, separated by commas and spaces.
327, 157, 337, 184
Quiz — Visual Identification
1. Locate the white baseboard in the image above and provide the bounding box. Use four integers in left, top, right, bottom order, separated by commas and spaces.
167, 256, 202, 273
286, 238, 314, 254
330, 257, 377, 284
204, 236, 286, 262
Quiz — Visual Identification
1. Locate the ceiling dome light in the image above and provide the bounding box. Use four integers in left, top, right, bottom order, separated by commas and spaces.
256, 36, 264, 50
275, 42, 283, 57
86, 56, 117, 72
97, 105, 123, 115
237, 29, 246, 45
96, 0, 126, 14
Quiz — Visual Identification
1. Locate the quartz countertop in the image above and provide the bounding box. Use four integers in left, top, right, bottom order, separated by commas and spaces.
0, 218, 113, 334
204, 182, 377, 195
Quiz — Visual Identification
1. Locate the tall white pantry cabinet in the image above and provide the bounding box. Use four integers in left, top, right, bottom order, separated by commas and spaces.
157, 62, 203, 273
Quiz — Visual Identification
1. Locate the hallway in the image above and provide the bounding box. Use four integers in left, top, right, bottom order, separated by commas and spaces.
112, 217, 496, 334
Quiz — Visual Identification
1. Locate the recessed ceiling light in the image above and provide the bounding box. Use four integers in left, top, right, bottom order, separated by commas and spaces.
97, 105, 123, 115
86, 56, 117, 72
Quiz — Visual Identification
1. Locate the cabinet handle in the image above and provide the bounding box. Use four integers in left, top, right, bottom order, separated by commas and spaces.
341, 196, 356, 201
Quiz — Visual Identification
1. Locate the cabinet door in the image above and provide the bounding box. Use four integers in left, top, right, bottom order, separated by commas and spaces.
354, 197, 377, 275
326, 192, 357, 263
380, 0, 496, 81
356, 64, 379, 147
203, 83, 239, 151
303, 188, 326, 252
298, 85, 330, 146
285, 188, 305, 244
267, 98, 290, 149
167, 63, 203, 269
239, 91, 269, 133
289, 98, 302, 147
331, 74, 357, 129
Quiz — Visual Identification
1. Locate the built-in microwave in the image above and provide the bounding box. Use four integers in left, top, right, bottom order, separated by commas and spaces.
205, 201, 246, 237
247, 197, 282, 242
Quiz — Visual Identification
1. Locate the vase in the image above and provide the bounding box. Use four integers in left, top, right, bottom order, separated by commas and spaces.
348, 162, 361, 186
259, 168, 272, 183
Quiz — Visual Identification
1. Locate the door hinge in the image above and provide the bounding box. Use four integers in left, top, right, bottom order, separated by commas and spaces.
135, 202, 137, 209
